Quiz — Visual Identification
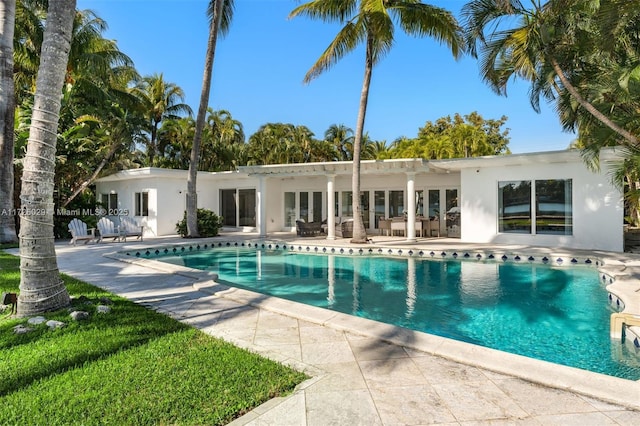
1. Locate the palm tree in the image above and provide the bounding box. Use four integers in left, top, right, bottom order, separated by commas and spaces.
324, 124, 354, 161
132, 73, 192, 166
290, 0, 464, 243
462, 0, 639, 147
186, 0, 235, 237
17, 0, 77, 317
0, 0, 17, 243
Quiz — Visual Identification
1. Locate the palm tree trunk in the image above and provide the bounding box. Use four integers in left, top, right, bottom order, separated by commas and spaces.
17, 0, 76, 317
550, 58, 640, 146
0, 0, 18, 243
60, 141, 121, 208
187, 0, 224, 237
351, 34, 374, 244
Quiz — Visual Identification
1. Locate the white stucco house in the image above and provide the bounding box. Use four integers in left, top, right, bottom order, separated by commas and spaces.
95, 148, 625, 252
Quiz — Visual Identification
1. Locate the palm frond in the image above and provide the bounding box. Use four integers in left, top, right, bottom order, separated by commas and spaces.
392, 2, 464, 59
303, 19, 366, 83
207, 0, 235, 36
289, 0, 358, 23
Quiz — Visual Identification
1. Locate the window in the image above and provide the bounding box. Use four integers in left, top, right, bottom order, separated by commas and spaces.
498, 180, 572, 235
134, 192, 149, 216
499, 181, 531, 233
536, 179, 572, 235
100, 193, 118, 211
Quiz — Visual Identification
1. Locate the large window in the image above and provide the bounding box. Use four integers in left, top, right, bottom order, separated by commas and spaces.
536, 179, 572, 235
499, 181, 531, 233
134, 192, 148, 217
498, 180, 572, 235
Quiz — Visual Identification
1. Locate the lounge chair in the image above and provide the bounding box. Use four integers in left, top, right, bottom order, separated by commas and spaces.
119, 216, 144, 241
68, 218, 96, 245
97, 217, 121, 243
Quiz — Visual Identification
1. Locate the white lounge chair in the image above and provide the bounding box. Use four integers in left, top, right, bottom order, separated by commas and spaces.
119, 216, 143, 241
97, 217, 121, 243
68, 218, 96, 245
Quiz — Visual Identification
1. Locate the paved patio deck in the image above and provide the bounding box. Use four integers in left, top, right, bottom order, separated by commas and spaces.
11, 232, 640, 425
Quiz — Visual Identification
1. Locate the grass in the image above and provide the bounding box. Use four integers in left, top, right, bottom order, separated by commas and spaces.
0, 251, 308, 425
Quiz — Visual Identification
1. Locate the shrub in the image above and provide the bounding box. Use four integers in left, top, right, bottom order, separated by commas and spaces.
176, 209, 223, 237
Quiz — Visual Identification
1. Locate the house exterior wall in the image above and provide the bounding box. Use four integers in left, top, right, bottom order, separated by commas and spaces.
95, 153, 624, 252
459, 161, 623, 251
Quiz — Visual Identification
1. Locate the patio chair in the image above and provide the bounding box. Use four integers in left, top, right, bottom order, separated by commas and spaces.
296, 219, 322, 237
97, 217, 121, 243
335, 217, 354, 238
119, 216, 144, 241
390, 217, 405, 237
378, 218, 391, 236
68, 218, 96, 245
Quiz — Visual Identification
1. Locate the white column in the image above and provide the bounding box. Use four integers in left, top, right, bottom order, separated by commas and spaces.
327, 175, 336, 240
258, 176, 267, 238
406, 172, 416, 242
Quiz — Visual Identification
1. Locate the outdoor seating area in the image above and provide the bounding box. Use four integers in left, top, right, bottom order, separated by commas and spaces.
75, 216, 144, 244
383, 216, 440, 238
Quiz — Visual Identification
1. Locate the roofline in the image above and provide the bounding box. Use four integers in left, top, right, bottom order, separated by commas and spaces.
95, 167, 241, 183
96, 148, 624, 181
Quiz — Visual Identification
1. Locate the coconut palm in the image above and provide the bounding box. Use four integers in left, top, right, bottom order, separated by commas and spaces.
186, 0, 235, 237
0, 0, 17, 243
132, 73, 192, 166
17, 0, 77, 317
290, 0, 464, 242
324, 124, 354, 161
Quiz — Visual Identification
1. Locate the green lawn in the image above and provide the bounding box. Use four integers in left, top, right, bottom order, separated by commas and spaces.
0, 251, 307, 425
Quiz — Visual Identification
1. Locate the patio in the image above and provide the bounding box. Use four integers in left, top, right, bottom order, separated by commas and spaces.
25, 232, 640, 424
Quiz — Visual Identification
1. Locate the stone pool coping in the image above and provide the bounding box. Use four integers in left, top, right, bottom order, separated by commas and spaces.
105, 238, 640, 410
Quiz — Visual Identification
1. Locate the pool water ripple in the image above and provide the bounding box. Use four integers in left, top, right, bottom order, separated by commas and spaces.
136, 244, 640, 380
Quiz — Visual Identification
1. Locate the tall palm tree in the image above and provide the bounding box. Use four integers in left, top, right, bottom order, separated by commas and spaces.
186, 0, 234, 237
17, 0, 77, 317
462, 0, 639, 147
0, 0, 17, 243
132, 73, 192, 166
290, 0, 464, 243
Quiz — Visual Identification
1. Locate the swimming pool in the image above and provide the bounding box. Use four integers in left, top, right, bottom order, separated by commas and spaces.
134, 243, 640, 380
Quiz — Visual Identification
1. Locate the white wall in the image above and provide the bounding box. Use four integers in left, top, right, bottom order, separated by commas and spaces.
95, 179, 164, 237
459, 161, 624, 251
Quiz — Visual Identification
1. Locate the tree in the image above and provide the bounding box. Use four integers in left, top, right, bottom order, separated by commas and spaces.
290, 0, 463, 243
462, 0, 640, 148
0, 0, 17, 243
17, 0, 77, 317
324, 123, 354, 161
247, 123, 317, 165
132, 73, 192, 166
186, 0, 235, 237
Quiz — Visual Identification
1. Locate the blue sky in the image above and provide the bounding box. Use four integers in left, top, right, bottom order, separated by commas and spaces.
76, 0, 576, 154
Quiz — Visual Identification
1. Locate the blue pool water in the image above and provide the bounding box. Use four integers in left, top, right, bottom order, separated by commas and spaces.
153, 246, 640, 380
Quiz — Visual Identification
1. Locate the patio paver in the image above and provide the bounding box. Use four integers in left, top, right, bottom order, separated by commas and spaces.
11, 233, 639, 425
